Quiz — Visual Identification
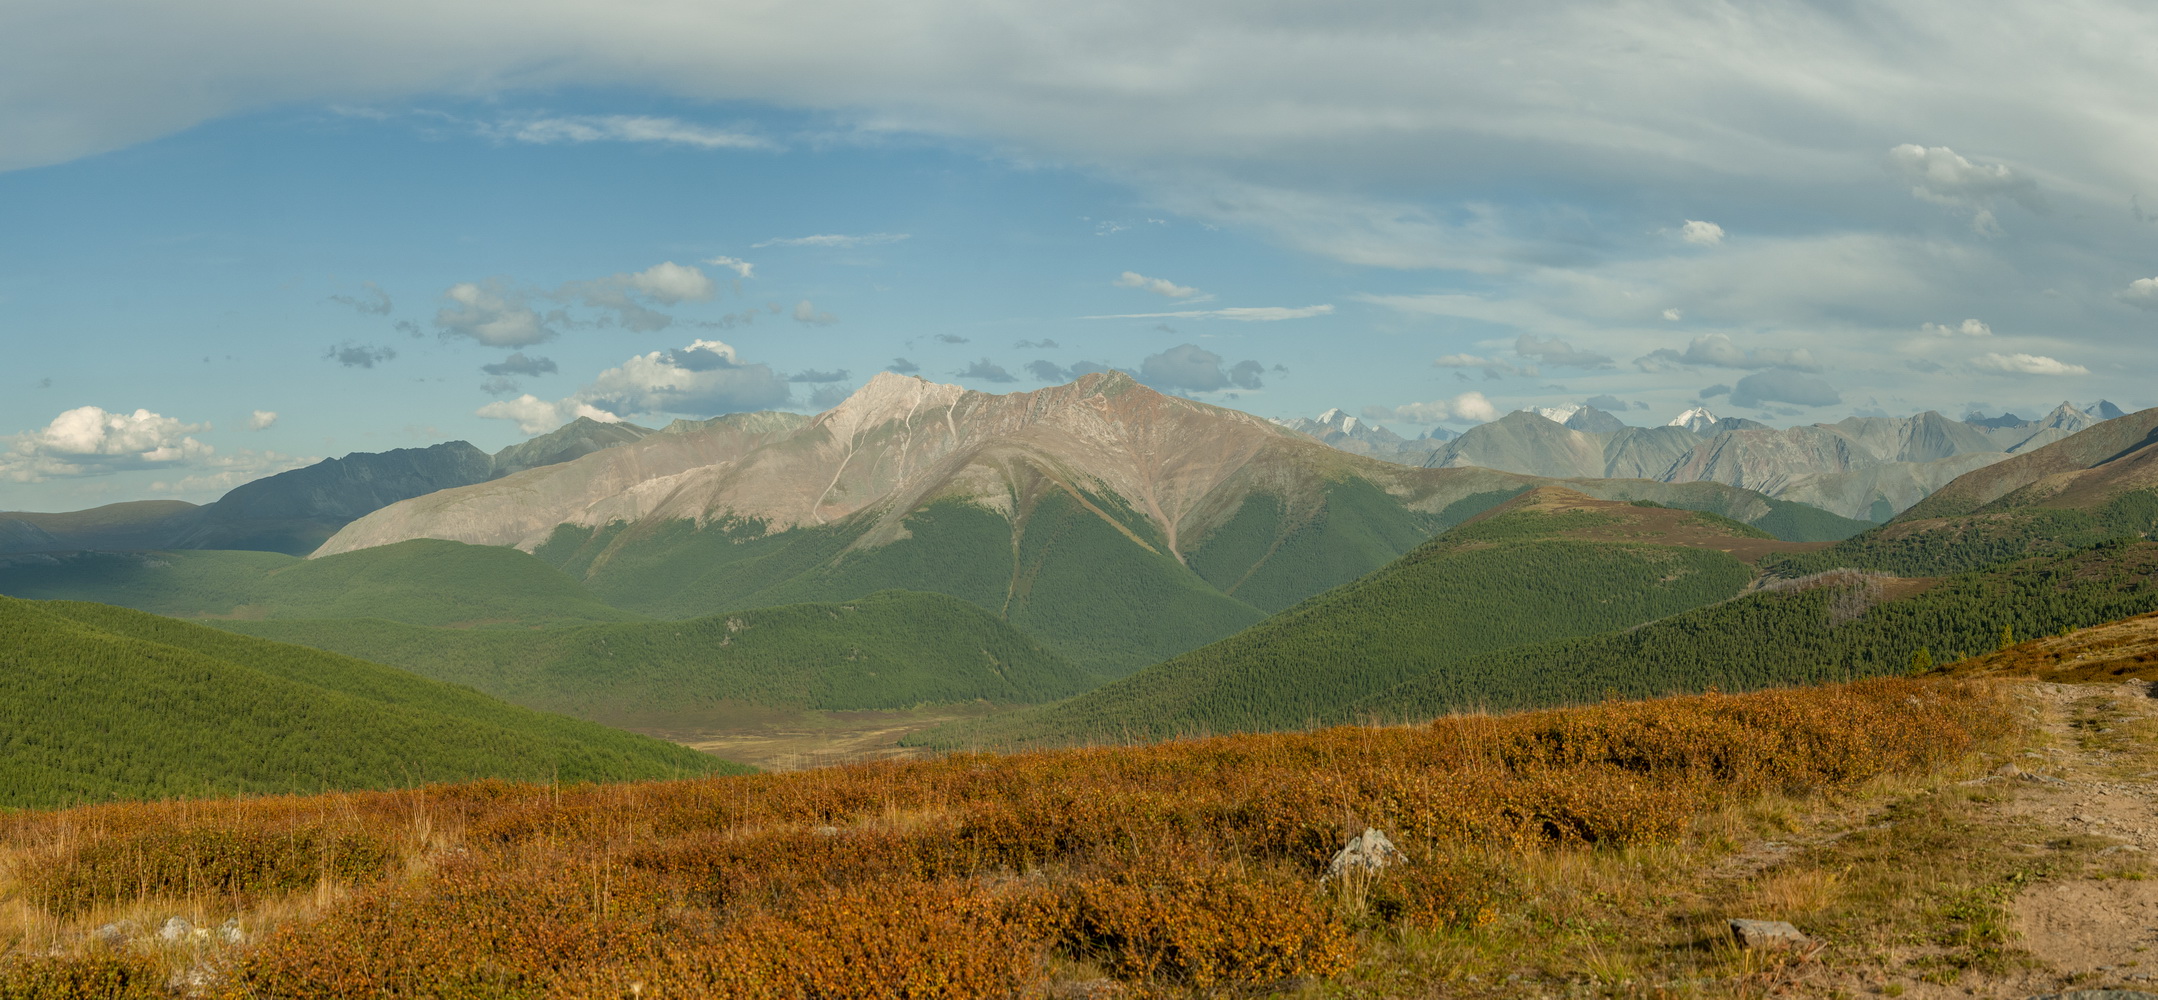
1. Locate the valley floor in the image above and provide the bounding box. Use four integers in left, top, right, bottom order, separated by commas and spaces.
628, 704, 992, 771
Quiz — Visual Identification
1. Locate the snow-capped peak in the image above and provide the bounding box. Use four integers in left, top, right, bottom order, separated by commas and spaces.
1528, 404, 1583, 424
1668, 406, 1719, 431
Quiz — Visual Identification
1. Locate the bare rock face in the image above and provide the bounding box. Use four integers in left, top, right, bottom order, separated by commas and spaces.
1324, 828, 1407, 882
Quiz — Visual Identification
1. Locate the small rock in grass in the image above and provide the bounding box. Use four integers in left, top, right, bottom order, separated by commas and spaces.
1324, 828, 1406, 881
1727, 918, 1810, 950
158, 917, 191, 943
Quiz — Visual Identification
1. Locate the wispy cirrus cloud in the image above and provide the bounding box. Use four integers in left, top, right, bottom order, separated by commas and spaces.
752, 233, 910, 249
484, 114, 776, 151
1083, 304, 1332, 322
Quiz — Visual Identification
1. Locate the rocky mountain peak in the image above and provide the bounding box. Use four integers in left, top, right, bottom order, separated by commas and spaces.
1668, 406, 1720, 432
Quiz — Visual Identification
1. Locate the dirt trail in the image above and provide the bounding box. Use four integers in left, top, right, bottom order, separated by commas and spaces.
2002, 681, 2158, 986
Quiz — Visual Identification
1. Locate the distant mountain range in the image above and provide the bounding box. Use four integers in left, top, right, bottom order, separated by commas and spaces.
0, 417, 653, 556
304, 373, 1864, 673
1270, 399, 2131, 521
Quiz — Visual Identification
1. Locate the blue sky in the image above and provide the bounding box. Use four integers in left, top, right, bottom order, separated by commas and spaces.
5, 1, 2157, 510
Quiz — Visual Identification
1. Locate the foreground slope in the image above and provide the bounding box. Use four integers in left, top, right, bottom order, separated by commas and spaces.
934, 489, 1789, 745
0, 597, 739, 808
315, 374, 1866, 672
216, 590, 1100, 729
0, 676, 2005, 997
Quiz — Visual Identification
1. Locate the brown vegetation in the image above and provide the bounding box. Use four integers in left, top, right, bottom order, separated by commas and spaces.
0, 678, 2011, 998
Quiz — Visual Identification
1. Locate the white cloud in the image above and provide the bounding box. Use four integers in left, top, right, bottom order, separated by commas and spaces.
3, 406, 212, 481
704, 255, 755, 279
1922, 318, 1992, 337
247, 410, 277, 430
1662, 308, 1683, 321
1363, 392, 1500, 425
477, 338, 791, 434
1971, 352, 2090, 376
626, 261, 715, 304
1114, 271, 1205, 299
752, 233, 910, 249
1886, 144, 2043, 234
792, 300, 837, 325
487, 115, 774, 151
1679, 220, 1725, 246
2120, 277, 2158, 311
1083, 304, 1332, 322
1728, 370, 1841, 408
436, 279, 552, 347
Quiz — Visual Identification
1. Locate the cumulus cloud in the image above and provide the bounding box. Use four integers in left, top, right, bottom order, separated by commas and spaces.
1922, 318, 1992, 337
246, 410, 277, 430
1514, 334, 1614, 369
480, 352, 558, 377
1114, 271, 1206, 299
1026, 360, 1070, 381
886, 358, 921, 374
476, 338, 789, 434
480, 376, 523, 396
934, 333, 969, 343
788, 368, 850, 383
1633, 333, 1819, 372
1084, 304, 1332, 322
792, 300, 837, 325
1662, 308, 1683, 321
1728, 371, 1842, 408
1887, 144, 2044, 234
1679, 220, 1725, 246
327, 281, 391, 316
1700, 383, 1732, 399
1015, 338, 1059, 349
325, 342, 397, 368
1136, 344, 1265, 393
1362, 392, 1500, 425
2, 406, 214, 481
1971, 352, 2090, 376
436, 279, 553, 347
954, 359, 1017, 383
1583, 394, 1639, 412
752, 233, 909, 249
703, 255, 754, 280
2120, 277, 2158, 311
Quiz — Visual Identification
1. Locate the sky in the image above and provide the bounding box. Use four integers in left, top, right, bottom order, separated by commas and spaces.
4, 0, 2157, 511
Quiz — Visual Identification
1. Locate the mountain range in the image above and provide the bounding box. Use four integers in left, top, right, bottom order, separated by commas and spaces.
1367, 400, 2129, 521
0, 417, 653, 556
304, 373, 1865, 672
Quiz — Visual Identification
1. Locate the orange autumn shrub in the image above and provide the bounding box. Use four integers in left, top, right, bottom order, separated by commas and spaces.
0, 678, 2013, 997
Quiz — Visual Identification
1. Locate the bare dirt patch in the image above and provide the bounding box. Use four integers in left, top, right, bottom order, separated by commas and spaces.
627, 704, 1011, 771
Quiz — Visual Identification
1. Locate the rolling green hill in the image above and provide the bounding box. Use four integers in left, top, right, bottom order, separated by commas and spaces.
0, 539, 641, 627
0, 597, 741, 809
924, 489, 1783, 746
215, 589, 1101, 729
1359, 538, 2158, 720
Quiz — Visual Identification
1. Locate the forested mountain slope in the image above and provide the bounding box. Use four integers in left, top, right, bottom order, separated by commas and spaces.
926, 488, 1797, 745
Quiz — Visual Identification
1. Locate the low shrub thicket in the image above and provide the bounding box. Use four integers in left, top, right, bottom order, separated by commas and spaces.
0, 677, 2010, 996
